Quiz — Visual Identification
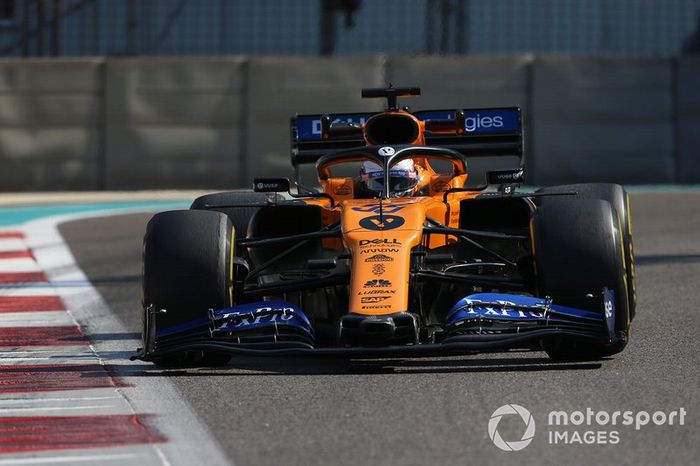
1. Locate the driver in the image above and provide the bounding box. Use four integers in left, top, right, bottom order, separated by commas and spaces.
360, 159, 420, 198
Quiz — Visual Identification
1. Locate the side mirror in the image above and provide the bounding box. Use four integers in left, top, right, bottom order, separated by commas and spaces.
253, 178, 290, 193
486, 168, 524, 185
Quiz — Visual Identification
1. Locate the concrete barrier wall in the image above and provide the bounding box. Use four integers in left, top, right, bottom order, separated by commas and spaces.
387, 56, 531, 184
104, 57, 246, 189
245, 57, 385, 182
0, 59, 103, 190
531, 57, 674, 185
386, 56, 531, 108
677, 57, 700, 183
0, 56, 697, 191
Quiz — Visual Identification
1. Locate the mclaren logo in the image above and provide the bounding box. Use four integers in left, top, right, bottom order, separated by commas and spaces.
359, 215, 405, 231
361, 296, 390, 304
365, 254, 393, 262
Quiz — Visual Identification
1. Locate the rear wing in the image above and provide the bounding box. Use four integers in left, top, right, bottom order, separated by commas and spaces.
290, 107, 523, 166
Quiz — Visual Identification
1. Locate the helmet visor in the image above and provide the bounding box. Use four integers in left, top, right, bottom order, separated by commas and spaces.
363, 169, 419, 193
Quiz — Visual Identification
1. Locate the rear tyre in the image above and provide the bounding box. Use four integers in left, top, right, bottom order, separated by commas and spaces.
532, 199, 630, 361
537, 183, 636, 320
142, 210, 233, 367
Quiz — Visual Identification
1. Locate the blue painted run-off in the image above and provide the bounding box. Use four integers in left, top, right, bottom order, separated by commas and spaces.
0, 200, 191, 227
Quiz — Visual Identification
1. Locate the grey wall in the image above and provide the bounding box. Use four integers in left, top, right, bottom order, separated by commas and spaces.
531, 57, 675, 185
0, 55, 697, 191
677, 57, 700, 183
246, 57, 385, 181
386, 55, 531, 184
104, 58, 246, 189
0, 59, 103, 190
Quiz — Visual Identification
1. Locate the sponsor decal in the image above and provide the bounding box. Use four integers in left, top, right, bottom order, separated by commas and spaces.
465, 114, 504, 132
458, 306, 544, 319
378, 146, 395, 156
360, 248, 399, 254
359, 214, 405, 231
365, 254, 393, 262
334, 184, 352, 196
364, 279, 391, 287
295, 109, 519, 140
361, 296, 390, 304
310, 116, 368, 136
372, 264, 385, 276
253, 178, 289, 193
488, 168, 524, 184
603, 287, 615, 338
255, 182, 285, 191
358, 289, 396, 295
221, 307, 295, 329
361, 304, 391, 310
359, 238, 401, 246
353, 204, 404, 214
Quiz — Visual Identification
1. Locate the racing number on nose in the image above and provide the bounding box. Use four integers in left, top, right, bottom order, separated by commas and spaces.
359, 214, 405, 231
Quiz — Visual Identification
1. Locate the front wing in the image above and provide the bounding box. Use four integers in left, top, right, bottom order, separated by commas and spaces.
132, 291, 619, 361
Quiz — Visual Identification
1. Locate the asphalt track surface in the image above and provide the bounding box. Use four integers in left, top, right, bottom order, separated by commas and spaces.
59, 192, 700, 466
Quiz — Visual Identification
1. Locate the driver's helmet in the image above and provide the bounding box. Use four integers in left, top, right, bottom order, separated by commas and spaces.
360, 159, 420, 197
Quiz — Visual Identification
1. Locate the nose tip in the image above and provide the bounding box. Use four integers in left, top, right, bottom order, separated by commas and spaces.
359, 318, 396, 336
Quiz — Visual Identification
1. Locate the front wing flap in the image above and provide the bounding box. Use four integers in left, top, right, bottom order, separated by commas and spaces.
133, 291, 618, 361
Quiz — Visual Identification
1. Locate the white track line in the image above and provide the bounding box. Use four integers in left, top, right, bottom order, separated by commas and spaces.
0, 311, 75, 327
18, 208, 231, 466
0, 347, 95, 356
0, 286, 62, 297
0, 454, 139, 465
0, 239, 26, 253
0, 446, 162, 465
0, 395, 120, 404
0, 388, 132, 416
0, 258, 41, 273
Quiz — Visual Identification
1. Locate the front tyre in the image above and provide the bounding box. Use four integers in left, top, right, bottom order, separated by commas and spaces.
532, 199, 630, 360
142, 210, 234, 367
537, 183, 636, 320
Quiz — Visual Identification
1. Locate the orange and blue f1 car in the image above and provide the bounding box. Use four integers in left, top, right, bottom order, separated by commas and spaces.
134, 87, 636, 366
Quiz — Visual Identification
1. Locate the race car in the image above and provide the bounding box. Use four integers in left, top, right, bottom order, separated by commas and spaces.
133, 86, 635, 366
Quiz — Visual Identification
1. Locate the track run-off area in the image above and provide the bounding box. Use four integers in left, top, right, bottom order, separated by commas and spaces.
0, 189, 699, 465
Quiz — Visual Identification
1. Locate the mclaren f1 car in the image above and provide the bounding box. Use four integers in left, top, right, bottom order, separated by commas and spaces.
133, 86, 636, 366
